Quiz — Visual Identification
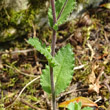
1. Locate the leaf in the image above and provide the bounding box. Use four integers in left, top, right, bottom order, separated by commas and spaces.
40, 65, 51, 93
67, 102, 82, 110
88, 82, 101, 94
40, 44, 75, 95
48, 0, 76, 30
48, 0, 65, 27
67, 102, 75, 110
74, 102, 81, 110
67, 102, 93, 110
88, 66, 104, 94
82, 107, 93, 110
59, 97, 98, 108
88, 64, 98, 84
27, 38, 58, 67
54, 0, 76, 30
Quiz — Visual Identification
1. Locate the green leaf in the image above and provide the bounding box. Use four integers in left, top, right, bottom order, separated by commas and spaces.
74, 102, 81, 110
27, 38, 58, 67
67, 102, 82, 110
48, 0, 76, 30
67, 102, 74, 110
67, 102, 93, 110
82, 107, 93, 110
40, 44, 75, 95
48, 0, 63, 27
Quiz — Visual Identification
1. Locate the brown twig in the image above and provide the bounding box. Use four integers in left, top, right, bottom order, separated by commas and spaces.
95, 66, 104, 84
20, 98, 45, 110
0, 48, 36, 55
5, 64, 36, 77
5, 76, 40, 108
103, 73, 110, 94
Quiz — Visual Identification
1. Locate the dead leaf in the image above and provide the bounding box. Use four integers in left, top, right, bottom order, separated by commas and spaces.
88, 64, 98, 84
88, 67, 104, 93
88, 82, 101, 93
59, 97, 98, 108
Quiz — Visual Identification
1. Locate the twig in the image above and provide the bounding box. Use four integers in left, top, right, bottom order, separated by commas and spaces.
74, 64, 86, 70
87, 42, 95, 61
44, 92, 51, 109
56, 88, 89, 101
95, 66, 104, 84
0, 49, 47, 62
56, 89, 76, 101
103, 82, 110, 94
94, 96, 102, 103
104, 31, 109, 43
0, 48, 36, 55
20, 98, 45, 110
16, 76, 40, 101
6, 76, 40, 108
5, 64, 36, 77
103, 73, 110, 94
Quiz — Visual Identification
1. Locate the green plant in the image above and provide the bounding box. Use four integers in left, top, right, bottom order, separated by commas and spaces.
27, 0, 76, 109
67, 102, 93, 110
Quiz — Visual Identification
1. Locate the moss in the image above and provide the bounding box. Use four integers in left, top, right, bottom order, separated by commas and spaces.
0, 0, 49, 42
105, 64, 110, 74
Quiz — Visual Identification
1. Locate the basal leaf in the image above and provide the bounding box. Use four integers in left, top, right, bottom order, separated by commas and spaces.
40, 65, 51, 94
27, 38, 58, 67
54, 44, 74, 94
48, 0, 76, 30
40, 44, 75, 95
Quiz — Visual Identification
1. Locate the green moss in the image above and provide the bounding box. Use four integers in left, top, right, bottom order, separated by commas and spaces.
105, 64, 110, 74
0, 0, 49, 42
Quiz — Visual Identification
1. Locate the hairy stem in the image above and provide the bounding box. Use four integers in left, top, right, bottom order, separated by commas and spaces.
50, 0, 57, 110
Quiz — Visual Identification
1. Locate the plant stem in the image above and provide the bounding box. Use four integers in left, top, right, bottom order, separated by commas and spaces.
50, 0, 57, 110
57, 0, 68, 20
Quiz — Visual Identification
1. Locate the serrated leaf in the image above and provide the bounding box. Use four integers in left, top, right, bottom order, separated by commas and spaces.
48, 0, 63, 27
40, 44, 75, 95
27, 38, 58, 67
54, 0, 76, 30
48, 0, 76, 30
40, 65, 51, 93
